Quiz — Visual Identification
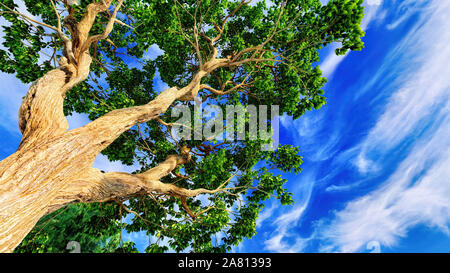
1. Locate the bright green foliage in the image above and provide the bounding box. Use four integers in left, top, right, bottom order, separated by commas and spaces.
1, 0, 365, 252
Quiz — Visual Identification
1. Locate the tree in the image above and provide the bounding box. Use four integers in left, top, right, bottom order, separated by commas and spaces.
0, 0, 364, 253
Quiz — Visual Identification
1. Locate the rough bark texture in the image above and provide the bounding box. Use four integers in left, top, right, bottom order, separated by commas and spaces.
0, 65, 207, 252
0, 0, 233, 252
0, 55, 94, 252
0, 69, 203, 252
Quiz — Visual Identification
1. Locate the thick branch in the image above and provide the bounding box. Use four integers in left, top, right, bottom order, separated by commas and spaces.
80, 0, 124, 53
17, 0, 124, 149
47, 148, 231, 215
76, 0, 114, 44
80, 63, 217, 153
18, 52, 92, 150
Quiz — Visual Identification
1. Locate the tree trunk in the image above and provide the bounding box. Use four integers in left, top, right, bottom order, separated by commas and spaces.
0, 0, 230, 246
0, 53, 212, 252
0, 131, 98, 252
0, 53, 95, 252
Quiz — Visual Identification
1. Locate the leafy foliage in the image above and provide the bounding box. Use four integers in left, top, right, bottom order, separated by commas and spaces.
14, 203, 139, 253
1, 0, 365, 252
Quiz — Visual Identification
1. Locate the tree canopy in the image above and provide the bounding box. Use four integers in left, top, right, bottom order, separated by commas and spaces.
0, 0, 365, 253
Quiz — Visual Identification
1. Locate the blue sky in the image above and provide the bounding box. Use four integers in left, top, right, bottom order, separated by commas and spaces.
247, 0, 450, 253
1, 0, 449, 253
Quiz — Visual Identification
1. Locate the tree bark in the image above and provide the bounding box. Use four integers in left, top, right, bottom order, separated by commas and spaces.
0, 52, 95, 252
0, 129, 98, 252
0, 56, 213, 252
0, 0, 230, 252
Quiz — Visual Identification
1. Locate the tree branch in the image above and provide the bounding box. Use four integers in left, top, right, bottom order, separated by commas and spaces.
0, 3, 59, 32
49, 0, 77, 64
47, 147, 237, 215
81, 0, 124, 53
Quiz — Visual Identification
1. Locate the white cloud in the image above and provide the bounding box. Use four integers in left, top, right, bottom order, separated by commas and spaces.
285, 109, 341, 162
354, 152, 379, 175
144, 44, 164, 61
355, 0, 450, 173
0, 73, 28, 136
279, 114, 291, 129
256, 202, 279, 228
322, 118, 450, 252
122, 230, 148, 245
360, 2, 383, 31
264, 198, 312, 252
264, 171, 315, 252
92, 153, 140, 173
319, 0, 450, 252
66, 113, 91, 130
267, 0, 450, 253
320, 0, 384, 78
385, 11, 411, 30
320, 44, 349, 79
366, 0, 382, 6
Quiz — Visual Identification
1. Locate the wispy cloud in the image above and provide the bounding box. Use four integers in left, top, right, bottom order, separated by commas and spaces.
256, 202, 279, 228
264, 170, 316, 252
355, 0, 450, 173
322, 115, 450, 252
361, 0, 384, 30
320, 44, 349, 79
320, 0, 384, 78
267, 0, 450, 253
66, 113, 90, 130
319, 0, 450, 252
92, 153, 140, 173
0, 73, 28, 136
